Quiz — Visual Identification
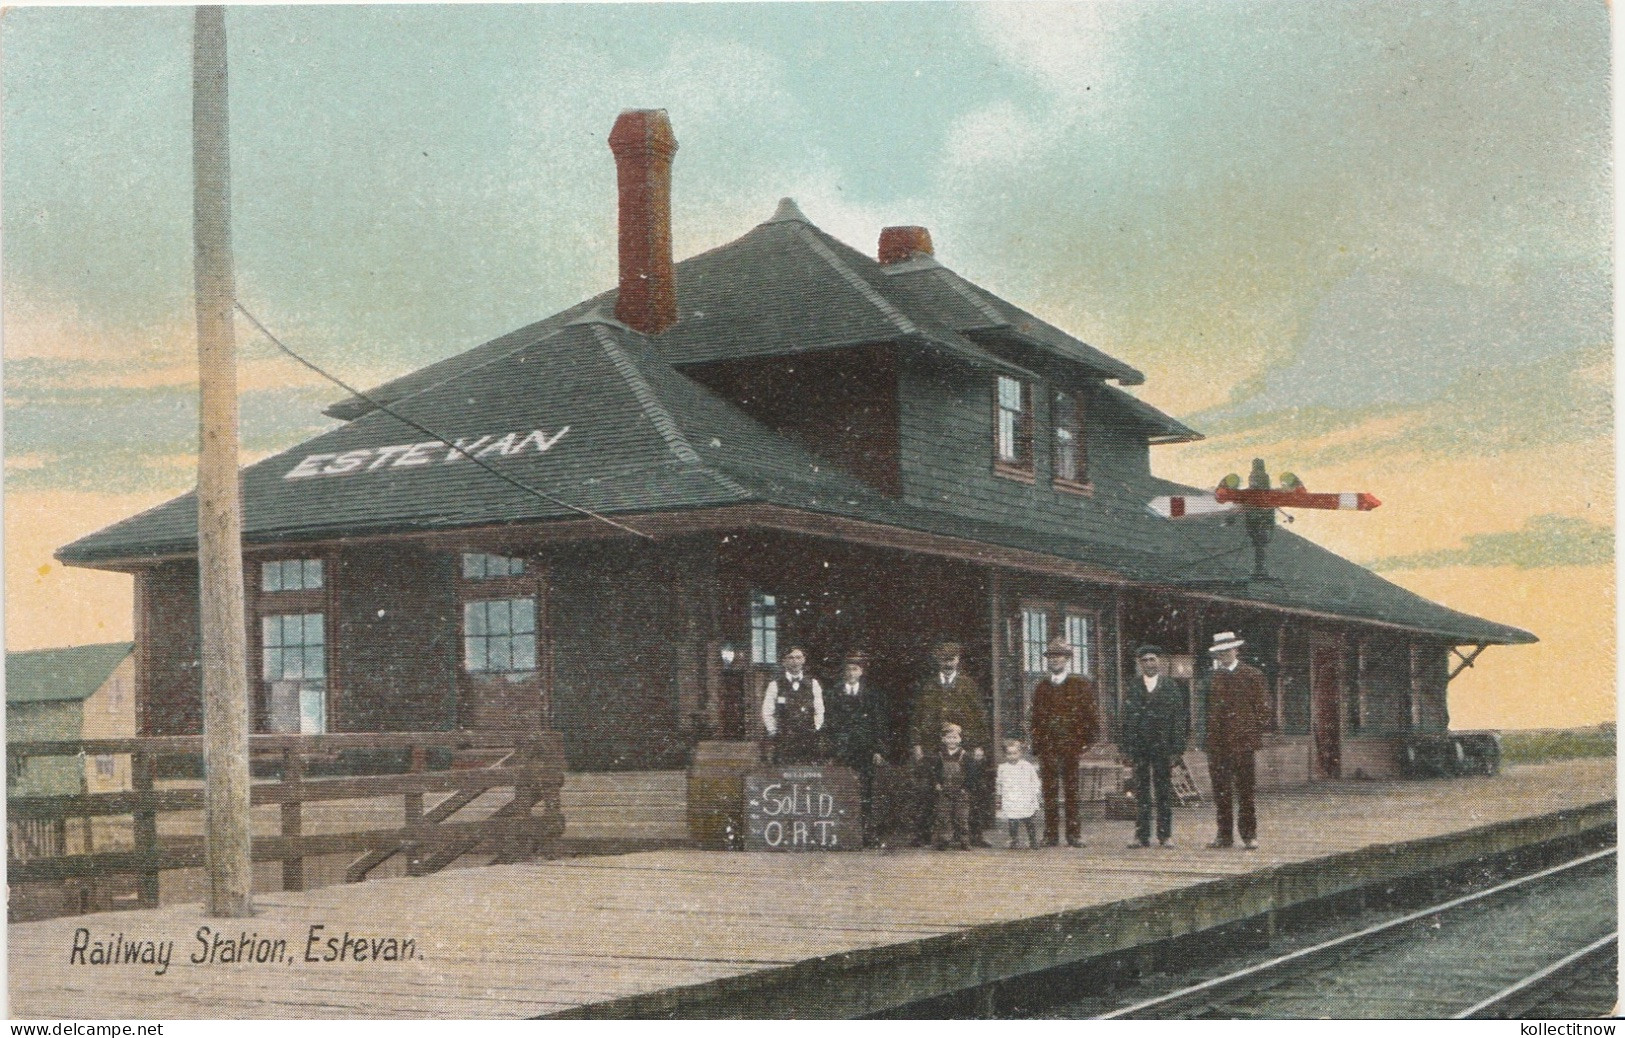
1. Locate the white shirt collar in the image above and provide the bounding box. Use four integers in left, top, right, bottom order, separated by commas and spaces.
1142, 674, 1159, 690
940, 671, 956, 685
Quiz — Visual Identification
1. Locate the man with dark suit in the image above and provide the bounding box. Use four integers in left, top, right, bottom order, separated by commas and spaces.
760, 646, 823, 765
1120, 644, 1189, 849
1203, 631, 1273, 850
823, 649, 887, 844
1029, 638, 1100, 847
910, 642, 991, 846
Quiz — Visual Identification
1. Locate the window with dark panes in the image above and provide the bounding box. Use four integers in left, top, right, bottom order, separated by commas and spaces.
262, 612, 326, 733
464, 597, 537, 673
1053, 390, 1087, 485
750, 591, 779, 665
1064, 613, 1092, 675
1021, 608, 1048, 675
995, 376, 1033, 470
262, 559, 323, 592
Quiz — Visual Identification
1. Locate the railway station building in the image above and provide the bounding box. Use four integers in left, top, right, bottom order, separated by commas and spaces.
59, 111, 1533, 786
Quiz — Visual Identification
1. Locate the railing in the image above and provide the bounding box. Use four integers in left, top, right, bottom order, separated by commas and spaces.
6, 731, 566, 908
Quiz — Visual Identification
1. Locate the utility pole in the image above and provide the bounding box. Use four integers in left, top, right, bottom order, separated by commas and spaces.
193, 4, 253, 917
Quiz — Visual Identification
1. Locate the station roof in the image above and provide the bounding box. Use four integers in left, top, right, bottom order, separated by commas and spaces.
323, 199, 1144, 423
58, 270, 1533, 646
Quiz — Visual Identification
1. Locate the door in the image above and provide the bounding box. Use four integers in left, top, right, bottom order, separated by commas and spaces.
1311, 642, 1342, 779
457, 553, 548, 736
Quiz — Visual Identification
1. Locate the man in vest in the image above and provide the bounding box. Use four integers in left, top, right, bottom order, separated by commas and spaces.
1203, 631, 1272, 849
1029, 638, 1100, 847
1120, 644, 1188, 849
760, 646, 824, 765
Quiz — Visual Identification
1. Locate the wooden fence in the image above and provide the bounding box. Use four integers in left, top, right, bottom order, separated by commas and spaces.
6, 731, 566, 908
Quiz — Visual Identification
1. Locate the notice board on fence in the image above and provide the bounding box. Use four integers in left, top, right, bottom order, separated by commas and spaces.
743, 765, 862, 851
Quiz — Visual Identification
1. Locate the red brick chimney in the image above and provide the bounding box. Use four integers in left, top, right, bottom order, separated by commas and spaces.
608, 109, 679, 334
878, 226, 933, 265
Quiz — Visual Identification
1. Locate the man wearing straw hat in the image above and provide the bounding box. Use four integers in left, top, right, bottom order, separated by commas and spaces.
1204, 631, 1272, 850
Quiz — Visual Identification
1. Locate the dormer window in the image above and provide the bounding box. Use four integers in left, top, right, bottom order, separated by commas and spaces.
994, 376, 1034, 480
1053, 390, 1089, 491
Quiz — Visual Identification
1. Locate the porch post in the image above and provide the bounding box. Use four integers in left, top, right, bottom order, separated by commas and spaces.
989, 567, 1003, 744
1112, 589, 1125, 719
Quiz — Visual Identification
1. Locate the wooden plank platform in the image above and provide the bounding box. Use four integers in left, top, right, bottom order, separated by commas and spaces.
8, 759, 1614, 1019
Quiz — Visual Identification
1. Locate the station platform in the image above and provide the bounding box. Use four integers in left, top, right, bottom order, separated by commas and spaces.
8, 758, 1614, 1019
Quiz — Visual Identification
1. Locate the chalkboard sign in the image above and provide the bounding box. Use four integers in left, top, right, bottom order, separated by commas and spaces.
743, 766, 862, 851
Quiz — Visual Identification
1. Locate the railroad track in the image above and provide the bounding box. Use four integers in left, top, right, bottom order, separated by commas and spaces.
1096, 846, 1618, 1020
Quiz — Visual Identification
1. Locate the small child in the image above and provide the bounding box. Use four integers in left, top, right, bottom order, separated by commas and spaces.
931, 723, 981, 850
996, 738, 1042, 849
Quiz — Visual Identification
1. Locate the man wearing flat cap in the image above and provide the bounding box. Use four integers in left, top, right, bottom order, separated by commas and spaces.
910, 642, 991, 845
1203, 632, 1272, 850
1029, 638, 1100, 847
824, 650, 888, 842
1120, 645, 1189, 849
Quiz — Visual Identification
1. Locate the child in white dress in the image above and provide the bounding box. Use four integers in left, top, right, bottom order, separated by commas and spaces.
996, 738, 1042, 849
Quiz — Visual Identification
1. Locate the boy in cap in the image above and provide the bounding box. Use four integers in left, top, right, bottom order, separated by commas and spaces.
1203, 632, 1272, 850
910, 642, 991, 846
930, 723, 981, 850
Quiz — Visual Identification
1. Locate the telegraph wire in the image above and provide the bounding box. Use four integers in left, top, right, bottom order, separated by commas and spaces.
234, 301, 654, 541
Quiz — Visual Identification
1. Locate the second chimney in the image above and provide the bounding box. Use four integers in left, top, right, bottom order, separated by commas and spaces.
878, 226, 934, 265
609, 109, 679, 334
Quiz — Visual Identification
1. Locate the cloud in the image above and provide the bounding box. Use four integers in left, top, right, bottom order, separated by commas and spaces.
1199, 266, 1610, 417
1367, 514, 1613, 572
937, 0, 1608, 415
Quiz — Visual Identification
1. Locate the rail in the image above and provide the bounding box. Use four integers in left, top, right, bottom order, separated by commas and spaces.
1100, 844, 1617, 1019
6, 730, 566, 907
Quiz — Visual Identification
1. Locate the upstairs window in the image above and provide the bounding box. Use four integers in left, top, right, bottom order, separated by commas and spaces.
462, 552, 526, 579
995, 376, 1033, 476
262, 559, 323, 592
1053, 390, 1088, 487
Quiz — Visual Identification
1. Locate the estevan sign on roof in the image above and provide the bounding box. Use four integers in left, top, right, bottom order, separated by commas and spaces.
284, 428, 570, 480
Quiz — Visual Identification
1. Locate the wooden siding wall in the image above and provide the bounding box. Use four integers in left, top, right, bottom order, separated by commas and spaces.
682, 346, 903, 495
1415, 642, 1451, 731
1357, 634, 1413, 735
138, 562, 202, 737
335, 544, 459, 732
548, 541, 690, 770
895, 353, 1153, 529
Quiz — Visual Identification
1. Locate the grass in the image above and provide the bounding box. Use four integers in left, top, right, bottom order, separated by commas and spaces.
1498, 725, 1616, 765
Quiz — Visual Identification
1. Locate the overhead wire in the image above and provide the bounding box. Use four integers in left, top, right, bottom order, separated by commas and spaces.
234, 300, 653, 541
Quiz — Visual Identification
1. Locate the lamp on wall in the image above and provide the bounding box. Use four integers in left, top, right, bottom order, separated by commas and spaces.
719, 642, 738, 670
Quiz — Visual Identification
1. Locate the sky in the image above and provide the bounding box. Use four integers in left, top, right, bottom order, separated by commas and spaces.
2, 1, 1612, 730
